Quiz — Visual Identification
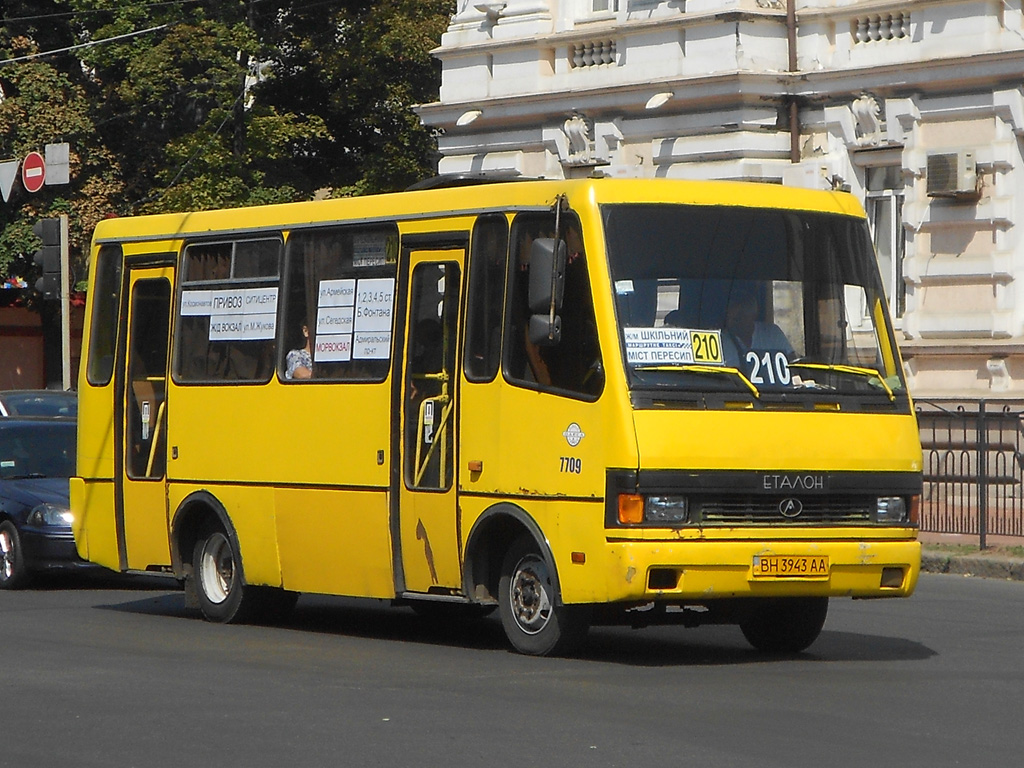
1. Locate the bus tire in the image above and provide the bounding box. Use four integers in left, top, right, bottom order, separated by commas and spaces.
739, 597, 829, 653
498, 535, 590, 656
193, 526, 255, 624
0, 520, 30, 590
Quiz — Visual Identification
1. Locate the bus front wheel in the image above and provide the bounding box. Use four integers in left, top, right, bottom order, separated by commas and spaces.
739, 597, 829, 653
498, 536, 590, 656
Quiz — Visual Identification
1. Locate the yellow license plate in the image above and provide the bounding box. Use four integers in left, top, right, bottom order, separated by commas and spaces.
752, 555, 829, 579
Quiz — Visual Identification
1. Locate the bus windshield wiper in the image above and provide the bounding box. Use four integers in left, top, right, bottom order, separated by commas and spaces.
632, 364, 761, 398
789, 362, 896, 401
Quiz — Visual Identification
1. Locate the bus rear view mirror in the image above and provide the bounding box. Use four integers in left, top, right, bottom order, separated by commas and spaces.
528, 238, 566, 314
529, 313, 562, 347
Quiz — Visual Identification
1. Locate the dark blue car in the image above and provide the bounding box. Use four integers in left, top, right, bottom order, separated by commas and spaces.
0, 389, 77, 418
0, 417, 90, 589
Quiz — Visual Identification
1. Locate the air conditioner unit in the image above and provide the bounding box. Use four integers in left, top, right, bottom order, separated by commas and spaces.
926, 151, 979, 199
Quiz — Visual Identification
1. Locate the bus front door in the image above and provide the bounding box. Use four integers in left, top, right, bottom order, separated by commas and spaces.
117, 268, 173, 571
398, 250, 464, 594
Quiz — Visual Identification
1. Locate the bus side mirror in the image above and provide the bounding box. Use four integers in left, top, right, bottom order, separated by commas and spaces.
529, 313, 562, 347
528, 238, 566, 314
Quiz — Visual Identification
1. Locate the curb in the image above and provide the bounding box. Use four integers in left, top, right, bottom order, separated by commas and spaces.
921, 552, 1024, 581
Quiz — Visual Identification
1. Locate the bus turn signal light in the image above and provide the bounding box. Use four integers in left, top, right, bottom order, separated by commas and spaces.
618, 493, 644, 524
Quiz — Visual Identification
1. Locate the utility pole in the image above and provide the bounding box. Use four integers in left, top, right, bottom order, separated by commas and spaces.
59, 214, 71, 390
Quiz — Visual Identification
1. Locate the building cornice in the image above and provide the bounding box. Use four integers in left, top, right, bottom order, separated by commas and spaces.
418, 71, 788, 126
418, 49, 1024, 128
794, 49, 1024, 101
434, 0, 1011, 58
434, 8, 786, 58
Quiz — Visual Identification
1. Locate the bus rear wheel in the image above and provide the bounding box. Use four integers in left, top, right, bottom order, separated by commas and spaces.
193, 527, 252, 623
739, 597, 829, 653
191, 525, 298, 624
498, 536, 590, 656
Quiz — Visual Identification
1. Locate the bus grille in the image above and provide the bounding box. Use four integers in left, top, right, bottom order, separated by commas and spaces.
698, 496, 875, 525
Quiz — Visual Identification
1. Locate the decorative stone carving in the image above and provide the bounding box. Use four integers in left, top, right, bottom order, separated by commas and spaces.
563, 112, 593, 165
852, 93, 884, 147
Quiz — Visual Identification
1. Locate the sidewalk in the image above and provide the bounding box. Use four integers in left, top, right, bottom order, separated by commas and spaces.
921, 544, 1024, 581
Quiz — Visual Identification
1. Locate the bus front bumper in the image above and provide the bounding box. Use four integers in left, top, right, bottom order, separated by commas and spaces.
569, 536, 921, 605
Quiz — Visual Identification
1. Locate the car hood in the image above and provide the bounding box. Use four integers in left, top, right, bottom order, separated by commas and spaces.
0, 477, 70, 514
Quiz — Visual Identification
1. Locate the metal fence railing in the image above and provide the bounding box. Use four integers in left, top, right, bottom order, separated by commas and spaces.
915, 399, 1024, 548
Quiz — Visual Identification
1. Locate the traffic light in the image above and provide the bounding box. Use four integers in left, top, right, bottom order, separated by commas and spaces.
33, 217, 62, 300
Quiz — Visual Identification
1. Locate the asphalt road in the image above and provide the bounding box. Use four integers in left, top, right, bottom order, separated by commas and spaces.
3, 572, 1021, 768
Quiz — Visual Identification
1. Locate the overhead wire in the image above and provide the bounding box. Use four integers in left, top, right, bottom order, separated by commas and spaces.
0, 23, 174, 66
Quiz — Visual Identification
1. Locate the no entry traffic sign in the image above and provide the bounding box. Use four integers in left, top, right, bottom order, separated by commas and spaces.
22, 151, 46, 193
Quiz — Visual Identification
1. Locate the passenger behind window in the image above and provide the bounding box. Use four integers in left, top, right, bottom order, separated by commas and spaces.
720, 281, 793, 368
284, 323, 313, 380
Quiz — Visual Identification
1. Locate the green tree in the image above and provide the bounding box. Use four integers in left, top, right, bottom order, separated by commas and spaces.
0, 0, 454, 292
71, 0, 331, 213
0, 31, 121, 293
255, 0, 454, 195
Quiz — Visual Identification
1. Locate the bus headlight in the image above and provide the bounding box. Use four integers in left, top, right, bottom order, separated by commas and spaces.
876, 496, 908, 523
617, 494, 690, 524
645, 496, 689, 524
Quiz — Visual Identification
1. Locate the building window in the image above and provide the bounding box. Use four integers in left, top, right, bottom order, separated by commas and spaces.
592, 0, 619, 11
865, 165, 906, 319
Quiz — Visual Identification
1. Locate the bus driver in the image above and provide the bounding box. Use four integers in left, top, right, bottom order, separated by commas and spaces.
720, 282, 794, 370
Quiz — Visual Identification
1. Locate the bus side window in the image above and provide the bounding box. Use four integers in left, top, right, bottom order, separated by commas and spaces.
280, 225, 399, 383
464, 214, 508, 383
504, 212, 603, 398
86, 244, 124, 386
174, 238, 281, 384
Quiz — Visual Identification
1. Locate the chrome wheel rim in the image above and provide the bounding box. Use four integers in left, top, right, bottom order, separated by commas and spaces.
198, 532, 234, 604
0, 528, 13, 581
509, 554, 553, 635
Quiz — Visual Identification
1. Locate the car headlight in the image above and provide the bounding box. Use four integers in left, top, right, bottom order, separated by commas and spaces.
27, 503, 74, 527
876, 496, 908, 523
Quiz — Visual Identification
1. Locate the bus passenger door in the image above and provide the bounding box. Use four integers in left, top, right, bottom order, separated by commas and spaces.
118, 268, 173, 571
398, 251, 464, 594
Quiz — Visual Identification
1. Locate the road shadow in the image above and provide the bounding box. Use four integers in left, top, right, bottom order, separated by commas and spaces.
578, 626, 937, 666
26, 567, 182, 592
97, 591, 937, 665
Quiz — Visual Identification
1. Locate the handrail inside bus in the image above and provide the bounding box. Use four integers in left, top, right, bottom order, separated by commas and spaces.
145, 398, 167, 477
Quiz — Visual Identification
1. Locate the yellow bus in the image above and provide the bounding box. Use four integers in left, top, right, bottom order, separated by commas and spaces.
71, 177, 921, 656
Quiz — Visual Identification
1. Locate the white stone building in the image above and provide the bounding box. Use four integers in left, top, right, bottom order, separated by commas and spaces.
416, 0, 1024, 399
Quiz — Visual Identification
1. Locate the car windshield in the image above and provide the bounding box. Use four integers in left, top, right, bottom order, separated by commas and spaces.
603, 203, 907, 407
0, 422, 76, 479
0, 391, 77, 417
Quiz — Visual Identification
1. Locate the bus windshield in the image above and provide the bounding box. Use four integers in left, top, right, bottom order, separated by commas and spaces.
603, 203, 907, 405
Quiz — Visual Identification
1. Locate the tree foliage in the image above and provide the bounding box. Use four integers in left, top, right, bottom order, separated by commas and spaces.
0, 0, 454, 295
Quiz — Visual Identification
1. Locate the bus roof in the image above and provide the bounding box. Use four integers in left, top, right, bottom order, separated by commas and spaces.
91, 178, 865, 245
